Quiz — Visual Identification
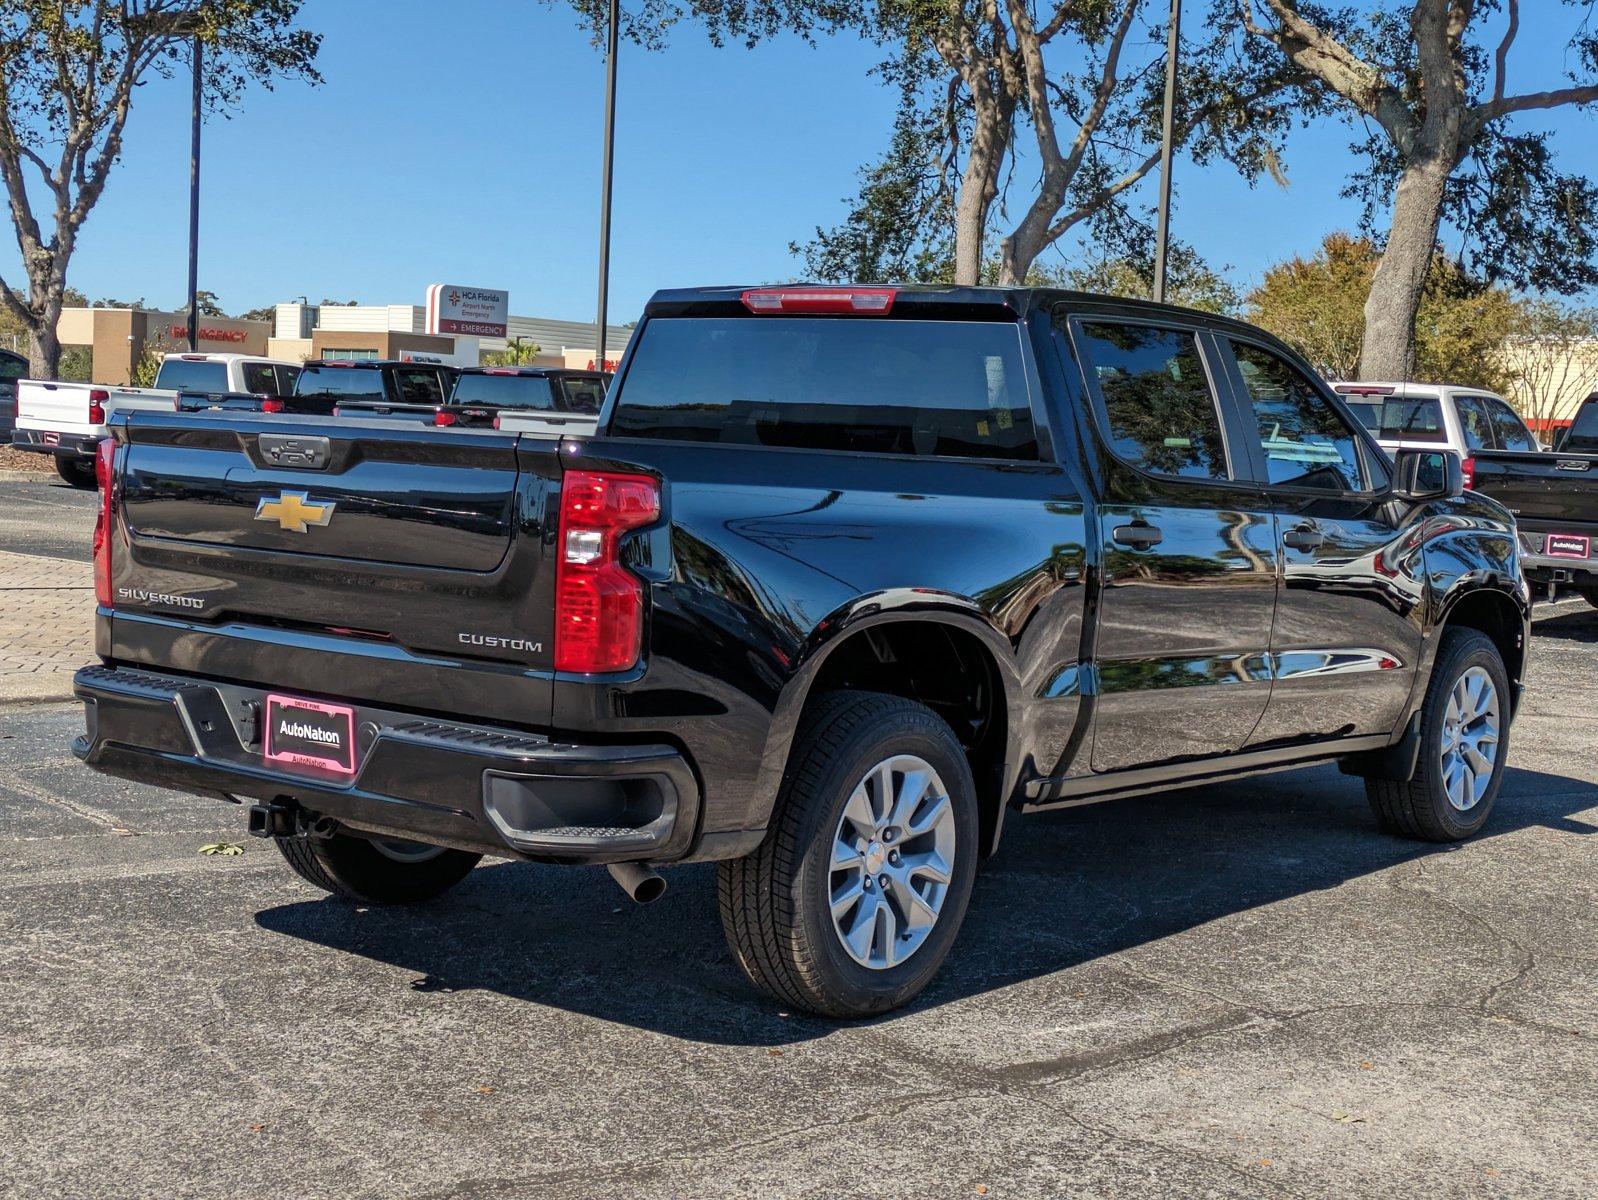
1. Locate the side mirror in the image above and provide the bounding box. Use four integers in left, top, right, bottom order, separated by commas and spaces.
1391, 448, 1463, 502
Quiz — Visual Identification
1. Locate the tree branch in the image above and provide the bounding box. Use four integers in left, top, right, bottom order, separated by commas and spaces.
1470, 83, 1598, 130
1492, 0, 1518, 105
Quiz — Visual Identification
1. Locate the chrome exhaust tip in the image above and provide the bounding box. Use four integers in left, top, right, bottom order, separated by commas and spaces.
607, 861, 667, 904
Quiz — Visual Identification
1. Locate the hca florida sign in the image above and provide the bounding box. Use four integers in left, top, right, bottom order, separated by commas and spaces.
425, 283, 509, 338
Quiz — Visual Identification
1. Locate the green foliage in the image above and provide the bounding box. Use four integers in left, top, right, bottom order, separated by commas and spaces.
55, 345, 91, 381
1063, 244, 1242, 315
1247, 233, 1519, 392
0, 2, 321, 374
483, 337, 542, 367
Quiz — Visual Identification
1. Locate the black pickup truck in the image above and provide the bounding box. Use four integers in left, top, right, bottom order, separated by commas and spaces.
1466, 393, 1598, 603
73, 285, 1529, 1017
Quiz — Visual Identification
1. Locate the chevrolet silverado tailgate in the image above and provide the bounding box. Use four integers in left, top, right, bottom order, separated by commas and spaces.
107, 412, 560, 709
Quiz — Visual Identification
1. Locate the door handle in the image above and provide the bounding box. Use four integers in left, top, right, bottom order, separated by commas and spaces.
1111, 520, 1163, 549
1283, 523, 1324, 551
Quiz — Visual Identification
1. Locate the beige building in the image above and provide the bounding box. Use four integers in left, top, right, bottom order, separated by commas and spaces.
56, 307, 271, 385
53, 299, 630, 384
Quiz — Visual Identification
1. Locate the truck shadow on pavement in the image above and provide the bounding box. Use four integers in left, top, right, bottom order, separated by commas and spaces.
1528, 607, 1598, 643
255, 762, 1598, 1047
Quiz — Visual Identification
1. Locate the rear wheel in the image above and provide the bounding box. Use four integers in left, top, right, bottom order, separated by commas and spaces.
55, 455, 96, 489
1578, 588, 1598, 610
275, 831, 481, 903
718, 691, 980, 1018
1366, 628, 1510, 842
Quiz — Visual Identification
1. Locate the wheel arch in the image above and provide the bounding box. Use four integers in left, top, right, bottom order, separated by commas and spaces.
752, 593, 1025, 858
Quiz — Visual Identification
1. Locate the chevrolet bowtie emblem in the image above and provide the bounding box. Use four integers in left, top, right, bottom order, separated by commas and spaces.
254, 490, 335, 533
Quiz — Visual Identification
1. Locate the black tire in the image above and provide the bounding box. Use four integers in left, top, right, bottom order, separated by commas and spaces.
718, 691, 980, 1019
274, 832, 481, 903
55, 455, 97, 489
1578, 588, 1598, 610
1366, 628, 1510, 842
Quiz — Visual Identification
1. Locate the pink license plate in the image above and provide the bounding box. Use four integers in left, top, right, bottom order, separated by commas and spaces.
1546, 533, 1591, 559
263, 694, 357, 774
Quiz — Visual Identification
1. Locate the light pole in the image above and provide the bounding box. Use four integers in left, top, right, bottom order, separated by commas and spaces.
1152, 0, 1180, 305
186, 30, 203, 350
594, 0, 619, 372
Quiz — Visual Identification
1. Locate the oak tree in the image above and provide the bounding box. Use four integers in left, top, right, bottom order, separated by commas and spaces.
0, 1, 320, 377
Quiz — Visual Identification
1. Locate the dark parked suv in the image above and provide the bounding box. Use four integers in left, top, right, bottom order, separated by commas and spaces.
0, 347, 28, 443
73, 285, 1529, 1017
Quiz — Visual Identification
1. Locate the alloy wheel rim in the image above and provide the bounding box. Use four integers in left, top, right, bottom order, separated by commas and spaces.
828, 754, 956, 970
1439, 666, 1500, 812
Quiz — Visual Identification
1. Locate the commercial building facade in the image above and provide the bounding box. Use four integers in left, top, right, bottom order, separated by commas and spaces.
53, 300, 631, 384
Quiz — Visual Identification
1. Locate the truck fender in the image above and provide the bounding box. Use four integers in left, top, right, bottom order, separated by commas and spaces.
745, 588, 1027, 853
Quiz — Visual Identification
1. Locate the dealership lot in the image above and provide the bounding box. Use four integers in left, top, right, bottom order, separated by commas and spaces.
2, 476, 1596, 1199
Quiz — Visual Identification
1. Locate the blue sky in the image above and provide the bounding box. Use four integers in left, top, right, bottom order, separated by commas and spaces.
9, 0, 1595, 323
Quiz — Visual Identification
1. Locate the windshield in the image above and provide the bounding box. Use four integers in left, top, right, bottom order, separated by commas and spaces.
611, 316, 1038, 460
154, 359, 228, 393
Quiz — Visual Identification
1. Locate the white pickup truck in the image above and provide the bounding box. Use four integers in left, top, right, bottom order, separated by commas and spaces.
15, 352, 301, 487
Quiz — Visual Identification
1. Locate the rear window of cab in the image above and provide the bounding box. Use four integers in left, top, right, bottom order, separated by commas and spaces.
609, 317, 1039, 460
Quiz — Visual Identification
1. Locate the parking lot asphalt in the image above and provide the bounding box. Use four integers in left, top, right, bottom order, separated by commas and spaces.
2, 479, 1596, 1199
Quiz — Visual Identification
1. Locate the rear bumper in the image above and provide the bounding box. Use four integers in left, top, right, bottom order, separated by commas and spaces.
12, 427, 98, 458
1517, 529, 1598, 590
72, 665, 704, 865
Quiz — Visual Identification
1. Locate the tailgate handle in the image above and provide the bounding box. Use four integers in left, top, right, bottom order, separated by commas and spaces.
259, 433, 331, 470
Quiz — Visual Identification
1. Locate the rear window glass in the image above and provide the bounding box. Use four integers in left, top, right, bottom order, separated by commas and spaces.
1373, 397, 1446, 442
294, 367, 385, 400
610, 317, 1038, 460
154, 358, 228, 393
1345, 400, 1381, 434
452, 373, 555, 411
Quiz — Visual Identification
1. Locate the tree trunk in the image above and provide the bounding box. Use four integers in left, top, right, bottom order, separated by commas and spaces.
27, 315, 60, 380
952, 96, 1011, 285
1359, 154, 1450, 380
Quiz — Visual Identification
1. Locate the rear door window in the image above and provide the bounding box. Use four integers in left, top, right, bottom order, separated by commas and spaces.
1230, 340, 1364, 491
1074, 321, 1229, 480
610, 317, 1038, 460
241, 363, 277, 394
1564, 398, 1598, 452
1479, 396, 1537, 452
1455, 395, 1493, 452
394, 369, 445, 405
558, 376, 605, 414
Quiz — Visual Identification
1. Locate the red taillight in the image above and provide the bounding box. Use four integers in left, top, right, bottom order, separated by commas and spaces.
88, 388, 108, 424
260, 397, 285, 414
93, 439, 115, 607
492, 414, 502, 430
1462, 455, 1475, 490
554, 470, 660, 673
740, 287, 896, 315
433, 409, 457, 426
1334, 384, 1395, 396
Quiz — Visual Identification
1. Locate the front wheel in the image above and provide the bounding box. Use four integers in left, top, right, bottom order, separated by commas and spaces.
275, 832, 481, 903
718, 691, 980, 1018
1366, 628, 1510, 842
55, 455, 97, 489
